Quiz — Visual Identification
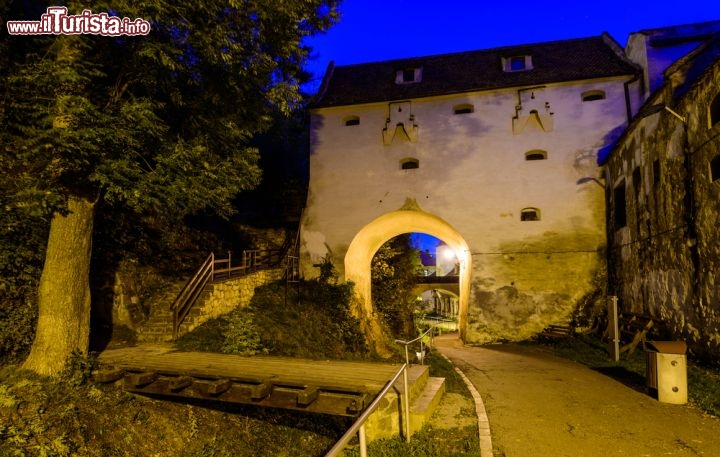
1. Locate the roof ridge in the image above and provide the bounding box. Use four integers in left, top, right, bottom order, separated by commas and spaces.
330, 34, 610, 69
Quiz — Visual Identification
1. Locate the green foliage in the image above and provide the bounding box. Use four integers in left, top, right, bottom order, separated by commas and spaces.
250, 278, 367, 359
372, 234, 422, 339
2, 0, 340, 219
0, 296, 38, 365
0, 0, 340, 369
61, 350, 98, 387
175, 316, 229, 353
424, 349, 469, 395
179, 277, 368, 360
221, 309, 266, 356
0, 195, 47, 364
343, 425, 480, 457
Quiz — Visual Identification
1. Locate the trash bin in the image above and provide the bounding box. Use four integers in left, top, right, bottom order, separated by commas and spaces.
644, 341, 687, 404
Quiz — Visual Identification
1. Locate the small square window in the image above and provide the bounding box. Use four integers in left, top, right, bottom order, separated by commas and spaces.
503, 55, 532, 72
520, 207, 540, 221
453, 104, 474, 115
582, 90, 606, 102
402, 69, 415, 82
396, 67, 422, 84
401, 159, 419, 170
510, 57, 526, 71
343, 115, 360, 126
525, 150, 547, 161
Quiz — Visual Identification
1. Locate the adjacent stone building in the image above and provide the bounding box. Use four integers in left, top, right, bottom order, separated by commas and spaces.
604, 25, 720, 359
301, 34, 641, 344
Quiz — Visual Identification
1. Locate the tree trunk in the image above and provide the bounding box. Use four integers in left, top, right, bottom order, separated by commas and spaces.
22, 196, 95, 376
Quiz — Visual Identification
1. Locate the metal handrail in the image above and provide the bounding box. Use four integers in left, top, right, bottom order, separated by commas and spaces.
396, 324, 437, 366
394, 324, 437, 442
325, 363, 408, 457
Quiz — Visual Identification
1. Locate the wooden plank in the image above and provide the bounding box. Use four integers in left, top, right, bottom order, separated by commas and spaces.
98, 347, 400, 395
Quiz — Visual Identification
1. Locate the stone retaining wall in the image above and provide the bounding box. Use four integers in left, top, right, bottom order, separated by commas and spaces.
181, 268, 285, 334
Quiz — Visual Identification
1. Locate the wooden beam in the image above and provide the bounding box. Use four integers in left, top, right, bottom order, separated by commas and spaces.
126, 372, 157, 387
208, 378, 232, 396
346, 395, 366, 415
169, 376, 193, 392
251, 381, 272, 400
297, 386, 319, 407
93, 368, 124, 383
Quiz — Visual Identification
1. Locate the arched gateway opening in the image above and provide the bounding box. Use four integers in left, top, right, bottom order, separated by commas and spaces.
344, 200, 471, 340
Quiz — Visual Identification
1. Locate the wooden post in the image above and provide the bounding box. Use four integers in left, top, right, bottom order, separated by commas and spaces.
608, 296, 620, 361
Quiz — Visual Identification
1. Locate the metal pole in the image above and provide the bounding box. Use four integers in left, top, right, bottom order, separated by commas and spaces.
609, 295, 620, 361
359, 424, 367, 457
403, 363, 410, 442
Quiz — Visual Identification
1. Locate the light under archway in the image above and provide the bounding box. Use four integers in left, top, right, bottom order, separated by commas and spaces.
344, 199, 471, 340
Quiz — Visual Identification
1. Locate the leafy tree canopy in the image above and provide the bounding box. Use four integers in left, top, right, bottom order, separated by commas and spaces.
1, 0, 339, 220
0, 0, 341, 374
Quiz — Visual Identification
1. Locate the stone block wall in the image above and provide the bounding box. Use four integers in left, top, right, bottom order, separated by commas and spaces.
605, 47, 720, 359
181, 268, 284, 334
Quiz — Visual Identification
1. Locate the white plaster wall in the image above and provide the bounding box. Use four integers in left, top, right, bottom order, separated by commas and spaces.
302, 76, 633, 342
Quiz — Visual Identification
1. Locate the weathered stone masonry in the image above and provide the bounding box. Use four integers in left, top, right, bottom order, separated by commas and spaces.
605, 33, 720, 359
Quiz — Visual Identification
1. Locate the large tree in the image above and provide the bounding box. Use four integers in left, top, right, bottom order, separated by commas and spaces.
1, 0, 339, 375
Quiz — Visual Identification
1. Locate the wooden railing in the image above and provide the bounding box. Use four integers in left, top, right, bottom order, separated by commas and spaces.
170, 253, 215, 340
170, 249, 282, 339
212, 249, 282, 280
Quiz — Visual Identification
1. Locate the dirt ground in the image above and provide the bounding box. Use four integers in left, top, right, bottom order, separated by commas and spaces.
434, 335, 720, 457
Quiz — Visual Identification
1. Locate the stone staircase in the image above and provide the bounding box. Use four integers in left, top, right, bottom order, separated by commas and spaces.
365, 363, 446, 441
134, 284, 208, 343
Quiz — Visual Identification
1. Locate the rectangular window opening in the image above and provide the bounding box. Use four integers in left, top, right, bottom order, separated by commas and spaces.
614, 181, 627, 229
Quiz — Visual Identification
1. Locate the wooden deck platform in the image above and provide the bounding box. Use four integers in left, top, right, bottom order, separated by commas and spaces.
96, 345, 402, 417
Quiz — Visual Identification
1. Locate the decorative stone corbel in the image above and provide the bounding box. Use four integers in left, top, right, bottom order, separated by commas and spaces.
383, 101, 418, 144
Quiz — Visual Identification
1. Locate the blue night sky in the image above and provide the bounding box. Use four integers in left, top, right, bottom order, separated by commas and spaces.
303, 0, 719, 92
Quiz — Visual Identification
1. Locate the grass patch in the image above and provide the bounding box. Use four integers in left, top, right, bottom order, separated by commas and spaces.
343, 425, 480, 457
542, 334, 720, 417
424, 348, 469, 394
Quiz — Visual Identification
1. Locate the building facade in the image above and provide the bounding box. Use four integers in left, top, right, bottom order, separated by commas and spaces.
604, 26, 720, 359
301, 35, 640, 344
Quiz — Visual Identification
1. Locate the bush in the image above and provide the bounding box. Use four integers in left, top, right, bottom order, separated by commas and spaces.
222, 309, 265, 356
178, 273, 368, 360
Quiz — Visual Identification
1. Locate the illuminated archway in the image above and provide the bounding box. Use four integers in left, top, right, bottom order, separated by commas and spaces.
344, 199, 470, 339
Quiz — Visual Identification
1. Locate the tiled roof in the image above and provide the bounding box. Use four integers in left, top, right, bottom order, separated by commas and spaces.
313, 34, 640, 108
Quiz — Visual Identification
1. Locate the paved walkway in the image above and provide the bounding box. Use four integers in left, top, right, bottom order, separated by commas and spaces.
434, 334, 720, 457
